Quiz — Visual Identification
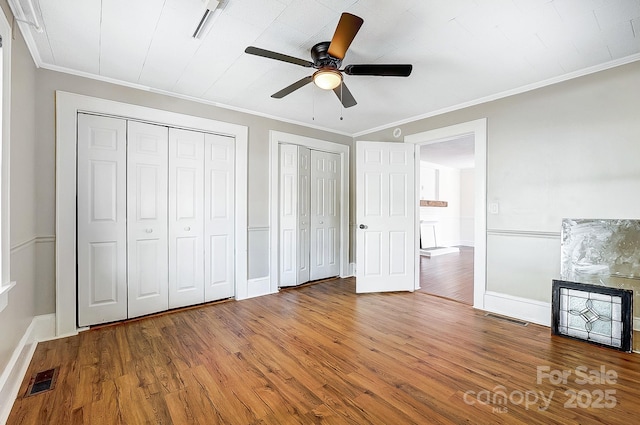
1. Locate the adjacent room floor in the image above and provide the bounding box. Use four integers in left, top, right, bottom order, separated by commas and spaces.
419, 246, 474, 305
8, 277, 640, 424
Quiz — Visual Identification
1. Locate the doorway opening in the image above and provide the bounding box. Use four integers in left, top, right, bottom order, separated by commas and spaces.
417, 135, 475, 304
405, 118, 487, 310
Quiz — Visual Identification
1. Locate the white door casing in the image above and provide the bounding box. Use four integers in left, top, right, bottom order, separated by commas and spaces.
204, 133, 236, 301
404, 118, 487, 309
310, 150, 340, 281
57, 92, 248, 336
169, 128, 205, 309
269, 131, 349, 294
356, 141, 415, 293
127, 121, 169, 318
77, 114, 128, 326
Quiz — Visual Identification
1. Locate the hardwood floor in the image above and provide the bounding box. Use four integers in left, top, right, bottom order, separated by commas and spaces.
8, 278, 640, 424
419, 246, 474, 305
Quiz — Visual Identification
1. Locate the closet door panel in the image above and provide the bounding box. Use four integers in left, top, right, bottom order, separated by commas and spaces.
169, 128, 205, 308
297, 147, 311, 284
279, 144, 299, 287
77, 114, 127, 326
127, 121, 169, 318
204, 134, 235, 301
310, 150, 341, 280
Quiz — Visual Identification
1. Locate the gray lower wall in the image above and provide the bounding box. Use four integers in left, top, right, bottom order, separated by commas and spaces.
358, 60, 640, 303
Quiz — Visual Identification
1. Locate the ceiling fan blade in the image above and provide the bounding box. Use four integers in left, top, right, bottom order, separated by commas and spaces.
333, 83, 357, 108
271, 76, 314, 98
245, 46, 313, 68
344, 64, 413, 77
327, 13, 364, 60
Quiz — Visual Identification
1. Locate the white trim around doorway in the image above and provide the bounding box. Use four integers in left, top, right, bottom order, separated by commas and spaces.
404, 118, 487, 310
268, 131, 350, 294
55, 91, 248, 337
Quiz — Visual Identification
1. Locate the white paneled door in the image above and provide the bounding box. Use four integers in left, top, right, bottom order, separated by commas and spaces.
310, 150, 340, 281
168, 128, 205, 309
356, 141, 415, 293
78, 114, 237, 326
279, 146, 340, 286
279, 144, 303, 287
77, 114, 128, 327
204, 133, 236, 302
127, 121, 169, 318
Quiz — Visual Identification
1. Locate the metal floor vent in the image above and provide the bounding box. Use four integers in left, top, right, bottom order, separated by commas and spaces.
485, 313, 529, 326
26, 367, 59, 396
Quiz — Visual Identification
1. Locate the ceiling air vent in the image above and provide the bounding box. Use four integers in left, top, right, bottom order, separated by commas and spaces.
192, 0, 221, 39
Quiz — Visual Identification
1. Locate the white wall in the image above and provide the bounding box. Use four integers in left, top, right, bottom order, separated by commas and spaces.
460, 168, 475, 246
359, 60, 640, 307
419, 162, 461, 247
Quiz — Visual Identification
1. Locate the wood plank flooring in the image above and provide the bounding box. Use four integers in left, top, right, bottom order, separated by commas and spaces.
8, 278, 640, 424
419, 246, 474, 305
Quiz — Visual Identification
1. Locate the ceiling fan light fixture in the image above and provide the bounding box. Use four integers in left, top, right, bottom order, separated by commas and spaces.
313, 69, 342, 90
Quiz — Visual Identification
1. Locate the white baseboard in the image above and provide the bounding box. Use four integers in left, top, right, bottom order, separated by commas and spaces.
246, 277, 273, 299
347, 263, 356, 277
420, 247, 460, 257
483, 291, 551, 327
0, 314, 56, 424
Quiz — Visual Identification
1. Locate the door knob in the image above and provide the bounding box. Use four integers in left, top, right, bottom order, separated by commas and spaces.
145, 228, 153, 233
359, 224, 368, 229
185, 226, 191, 231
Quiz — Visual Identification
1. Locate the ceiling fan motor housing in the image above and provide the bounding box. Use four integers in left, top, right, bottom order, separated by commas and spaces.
311, 42, 342, 69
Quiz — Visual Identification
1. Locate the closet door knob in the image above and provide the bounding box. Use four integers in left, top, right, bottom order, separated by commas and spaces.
146, 228, 153, 233
185, 226, 191, 231
359, 224, 368, 229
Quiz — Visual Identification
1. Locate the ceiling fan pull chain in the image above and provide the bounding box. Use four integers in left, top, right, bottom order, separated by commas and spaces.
339, 83, 344, 121
312, 85, 315, 120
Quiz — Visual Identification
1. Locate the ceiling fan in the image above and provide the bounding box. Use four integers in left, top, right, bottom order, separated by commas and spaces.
244, 12, 413, 108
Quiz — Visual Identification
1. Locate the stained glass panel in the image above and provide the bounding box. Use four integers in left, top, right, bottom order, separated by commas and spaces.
552, 280, 632, 352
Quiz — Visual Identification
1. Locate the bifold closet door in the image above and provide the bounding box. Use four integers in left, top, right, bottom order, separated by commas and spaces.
77, 114, 128, 327
169, 128, 205, 309
204, 133, 236, 301
310, 150, 341, 281
127, 121, 169, 318
279, 145, 310, 287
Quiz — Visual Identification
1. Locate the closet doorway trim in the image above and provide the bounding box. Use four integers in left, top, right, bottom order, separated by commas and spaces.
269, 131, 350, 294
56, 91, 248, 337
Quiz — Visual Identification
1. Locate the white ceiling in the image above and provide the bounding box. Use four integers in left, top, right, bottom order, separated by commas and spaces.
12, 0, 640, 135
420, 135, 475, 169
